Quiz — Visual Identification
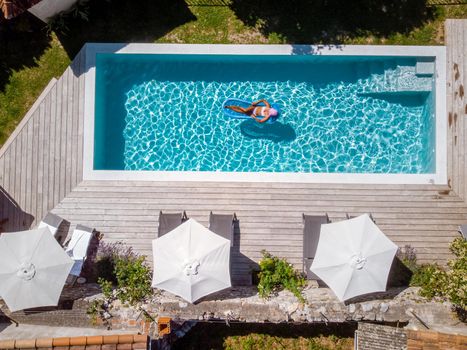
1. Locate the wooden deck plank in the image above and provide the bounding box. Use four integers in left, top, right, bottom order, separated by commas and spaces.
70, 50, 80, 189
51, 202, 467, 218
72, 183, 452, 196
65, 66, 74, 195
463, 20, 467, 201
59, 67, 69, 202
451, 21, 461, 196
14, 129, 22, 230
19, 118, 28, 212
1, 148, 11, 229
41, 91, 51, 216
30, 105, 40, 226
455, 21, 465, 199
76, 48, 86, 183
36, 99, 45, 223
9, 139, 16, 229
48, 82, 57, 212
54, 74, 63, 207
78, 180, 450, 191
24, 118, 33, 217
446, 20, 454, 192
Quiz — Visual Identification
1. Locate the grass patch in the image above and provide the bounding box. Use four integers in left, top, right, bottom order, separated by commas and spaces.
172, 322, 355, 350
0, 1, 466, 147
0, 35, 70, 145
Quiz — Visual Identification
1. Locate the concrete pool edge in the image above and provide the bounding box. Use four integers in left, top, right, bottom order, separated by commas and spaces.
83, 43, 447, 185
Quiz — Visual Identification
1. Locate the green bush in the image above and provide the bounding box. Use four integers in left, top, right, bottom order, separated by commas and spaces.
409, 238, 466, 311
111, 255, 153, 305
257, 250, 306, 303
445, 237, 467, 310
396, 245, 417, 272
410, 264, 447, 299
87, 242, 153, 324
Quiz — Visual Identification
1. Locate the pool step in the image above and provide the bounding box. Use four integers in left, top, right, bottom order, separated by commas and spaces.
415, 59, 435, 77
363, 64, 433, 94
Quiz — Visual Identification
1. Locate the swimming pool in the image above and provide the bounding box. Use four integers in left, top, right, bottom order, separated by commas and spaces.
84, 44, 447, 184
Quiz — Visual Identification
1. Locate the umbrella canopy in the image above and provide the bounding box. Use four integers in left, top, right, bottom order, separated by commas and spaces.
310, 214, 398, 302
0, 227, 74, 312
0, 0, 41, 19
152, 218, 231, 303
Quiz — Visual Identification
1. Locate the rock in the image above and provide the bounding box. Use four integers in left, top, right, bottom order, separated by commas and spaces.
178, 301, 188, 308
317, 306, 327, 314
287, 303, 300, 315
348, 304, 356, 313
223, 310, 233, 317
380, 303, 389, 313
361, 302, 375, 312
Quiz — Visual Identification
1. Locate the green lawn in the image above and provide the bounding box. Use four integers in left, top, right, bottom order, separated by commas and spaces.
0, 1, 466, 147
172, 322, 355, 350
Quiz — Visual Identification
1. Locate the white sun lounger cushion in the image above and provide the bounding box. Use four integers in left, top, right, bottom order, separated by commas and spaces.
65, 225, 93, 277
65, 224, 93, 260
38, 213, 64, 238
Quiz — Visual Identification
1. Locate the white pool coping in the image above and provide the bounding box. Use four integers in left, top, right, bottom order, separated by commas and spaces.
83, 43, 447, 184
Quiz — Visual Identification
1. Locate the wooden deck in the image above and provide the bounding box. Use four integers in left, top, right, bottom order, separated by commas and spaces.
0, 20, 466, 285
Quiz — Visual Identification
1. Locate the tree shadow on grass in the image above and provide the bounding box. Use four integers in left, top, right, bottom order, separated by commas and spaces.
173, 322, 356, 350
229, 0, 436, 44
55, 0, 197, 59
0, 12, 52, 92
0, 0, 196, 91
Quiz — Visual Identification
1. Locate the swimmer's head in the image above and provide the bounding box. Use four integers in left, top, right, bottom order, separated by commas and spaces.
269, 108, 278, 117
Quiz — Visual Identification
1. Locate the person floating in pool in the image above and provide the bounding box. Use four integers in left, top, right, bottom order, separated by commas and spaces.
224, 99, 278, 123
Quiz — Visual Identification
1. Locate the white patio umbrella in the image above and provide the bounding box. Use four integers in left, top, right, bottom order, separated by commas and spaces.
0, 227, 74, 312
310, 214, 398, 302
152, 218, 231, 303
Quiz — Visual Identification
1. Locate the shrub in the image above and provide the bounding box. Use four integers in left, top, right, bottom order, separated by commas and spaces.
91, 241, 137, 283
396, 244, 417, 272
46, 0, 90, 34
111, 255, 153, 305
409, 238, 466, 311
410, 264, 447, 299
87, 241, 153, 325
445, 237, 467, 310
257, 250, 306, 303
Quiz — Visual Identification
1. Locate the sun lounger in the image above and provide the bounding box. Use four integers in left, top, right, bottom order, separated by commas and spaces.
346, 213, 376, 223
38, 212, 64, 239
65, 224, 94, 277
209, 212, 237, 247
303, 214, 330, 280
158, 211, 188, 237
458, 225, 467, 239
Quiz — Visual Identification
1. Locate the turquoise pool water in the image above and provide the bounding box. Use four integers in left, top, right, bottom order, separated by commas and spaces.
94, 54, 436, 173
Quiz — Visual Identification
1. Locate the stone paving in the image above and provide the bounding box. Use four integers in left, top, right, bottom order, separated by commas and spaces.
82, 285, 467, 336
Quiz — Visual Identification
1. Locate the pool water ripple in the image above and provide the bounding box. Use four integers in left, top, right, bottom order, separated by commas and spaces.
123, 78, 433, 174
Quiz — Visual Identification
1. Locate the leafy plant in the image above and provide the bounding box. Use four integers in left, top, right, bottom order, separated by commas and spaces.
87, 241, 153, 325
112, 255, 153, 305
46, 0, 90, 35
396, 244, 417, 272
444, 237, 467, 310
410, 263, 447, 299
92, 241, 137, 283
257, 250, 306, 303
408, 238, 466, 312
